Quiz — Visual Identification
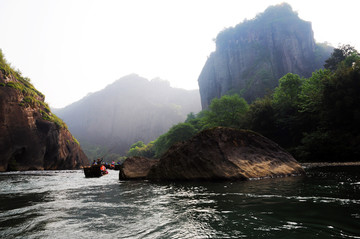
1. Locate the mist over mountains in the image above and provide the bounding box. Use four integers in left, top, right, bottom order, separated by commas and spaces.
55, 74, 201, 156
1, 1, 358, 173
57, 3, 334, 160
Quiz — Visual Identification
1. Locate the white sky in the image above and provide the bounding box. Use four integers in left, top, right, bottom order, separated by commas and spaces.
0, 0, 359, 108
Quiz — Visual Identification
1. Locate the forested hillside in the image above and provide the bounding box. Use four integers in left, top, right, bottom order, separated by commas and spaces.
129, 45, 360, 162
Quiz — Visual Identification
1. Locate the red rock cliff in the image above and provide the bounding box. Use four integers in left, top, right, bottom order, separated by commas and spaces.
0, 52, 89, 171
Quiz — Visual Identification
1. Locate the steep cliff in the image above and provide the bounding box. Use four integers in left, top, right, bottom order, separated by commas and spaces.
55, 74, 201, 156
198, 3, 333, 109
0, 51, 88, 171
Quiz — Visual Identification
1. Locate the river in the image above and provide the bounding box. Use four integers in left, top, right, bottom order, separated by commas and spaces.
0, 166, 359, 238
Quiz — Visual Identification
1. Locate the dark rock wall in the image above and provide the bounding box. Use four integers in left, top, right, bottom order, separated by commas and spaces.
0, 82, 88, 171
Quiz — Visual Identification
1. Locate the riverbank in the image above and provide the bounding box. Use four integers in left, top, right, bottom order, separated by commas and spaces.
301, 162, 360, 168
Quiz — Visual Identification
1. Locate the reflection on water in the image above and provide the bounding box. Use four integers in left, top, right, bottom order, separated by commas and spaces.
0, 167, 359, 238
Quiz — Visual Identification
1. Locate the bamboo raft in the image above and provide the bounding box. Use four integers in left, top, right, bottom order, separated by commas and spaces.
84, 165, 108, 178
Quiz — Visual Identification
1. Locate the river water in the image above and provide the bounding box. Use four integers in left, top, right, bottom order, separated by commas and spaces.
0, 166, 359, 238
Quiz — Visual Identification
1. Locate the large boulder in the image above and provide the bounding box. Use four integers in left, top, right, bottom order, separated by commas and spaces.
147, 127, 304, 181
119, 156, 159, 180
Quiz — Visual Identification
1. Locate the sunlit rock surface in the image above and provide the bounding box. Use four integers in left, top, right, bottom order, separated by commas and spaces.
119, 156, 159, 180
147, 127, 304, 181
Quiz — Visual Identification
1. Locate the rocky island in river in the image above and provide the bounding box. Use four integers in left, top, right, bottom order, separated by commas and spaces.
120, 127, 304, 181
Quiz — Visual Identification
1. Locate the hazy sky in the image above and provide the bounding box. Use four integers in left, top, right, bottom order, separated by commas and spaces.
1, 0, 359, 108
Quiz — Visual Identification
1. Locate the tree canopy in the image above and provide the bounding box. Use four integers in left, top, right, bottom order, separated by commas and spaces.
324, 44, 359, 71
202, 94, 249, 129
154, 123, 197, 158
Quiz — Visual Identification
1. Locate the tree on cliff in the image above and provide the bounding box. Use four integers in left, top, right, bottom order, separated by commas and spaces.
245, 96, 277, 141
202, 94, 249, 129
273, 73, 303, 107
324, 44, 359, 71
127, 141, 155, 158
154, 123, 197, 158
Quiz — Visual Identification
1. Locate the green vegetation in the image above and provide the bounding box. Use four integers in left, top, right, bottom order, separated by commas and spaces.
245, 45, 360, 161
0, 49, 67, 129
72, 136, 80, 145
126, 45, 360, 162
127, 141, 155, 158
127, 94, 250, 158
201, 94, 249, 129
324, 44, 358, 71
81, 142, 125, 163
1, 50, 44, 99
39, 109, 68, 129
154, 123, 197, 157
0, 50, 21, 79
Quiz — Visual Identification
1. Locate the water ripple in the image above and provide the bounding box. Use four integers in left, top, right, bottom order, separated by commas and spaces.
1, 167, 360, 238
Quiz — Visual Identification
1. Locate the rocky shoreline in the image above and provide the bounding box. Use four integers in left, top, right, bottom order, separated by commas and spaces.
301, 162, 360, 169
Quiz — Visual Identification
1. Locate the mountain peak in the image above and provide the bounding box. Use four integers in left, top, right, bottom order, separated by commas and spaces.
198, 3, 333, 109
261, 2, 296, 17
56, 74, 201, 156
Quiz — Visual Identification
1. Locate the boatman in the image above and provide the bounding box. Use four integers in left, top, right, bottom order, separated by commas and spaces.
100, 165, 108, 175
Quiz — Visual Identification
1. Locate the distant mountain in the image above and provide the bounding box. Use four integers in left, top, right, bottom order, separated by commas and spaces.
55, 74, 201, 156
198, 3, 333, 109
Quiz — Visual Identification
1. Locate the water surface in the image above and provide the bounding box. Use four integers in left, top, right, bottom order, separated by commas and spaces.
0, 166, 359, 238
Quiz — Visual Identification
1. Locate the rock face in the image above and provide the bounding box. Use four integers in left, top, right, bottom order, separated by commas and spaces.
55, 74, 201, 156
198, 3, 333, 109
0, 56, 88, 171
147, 127, 304, 181
119, 157, 159, 180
